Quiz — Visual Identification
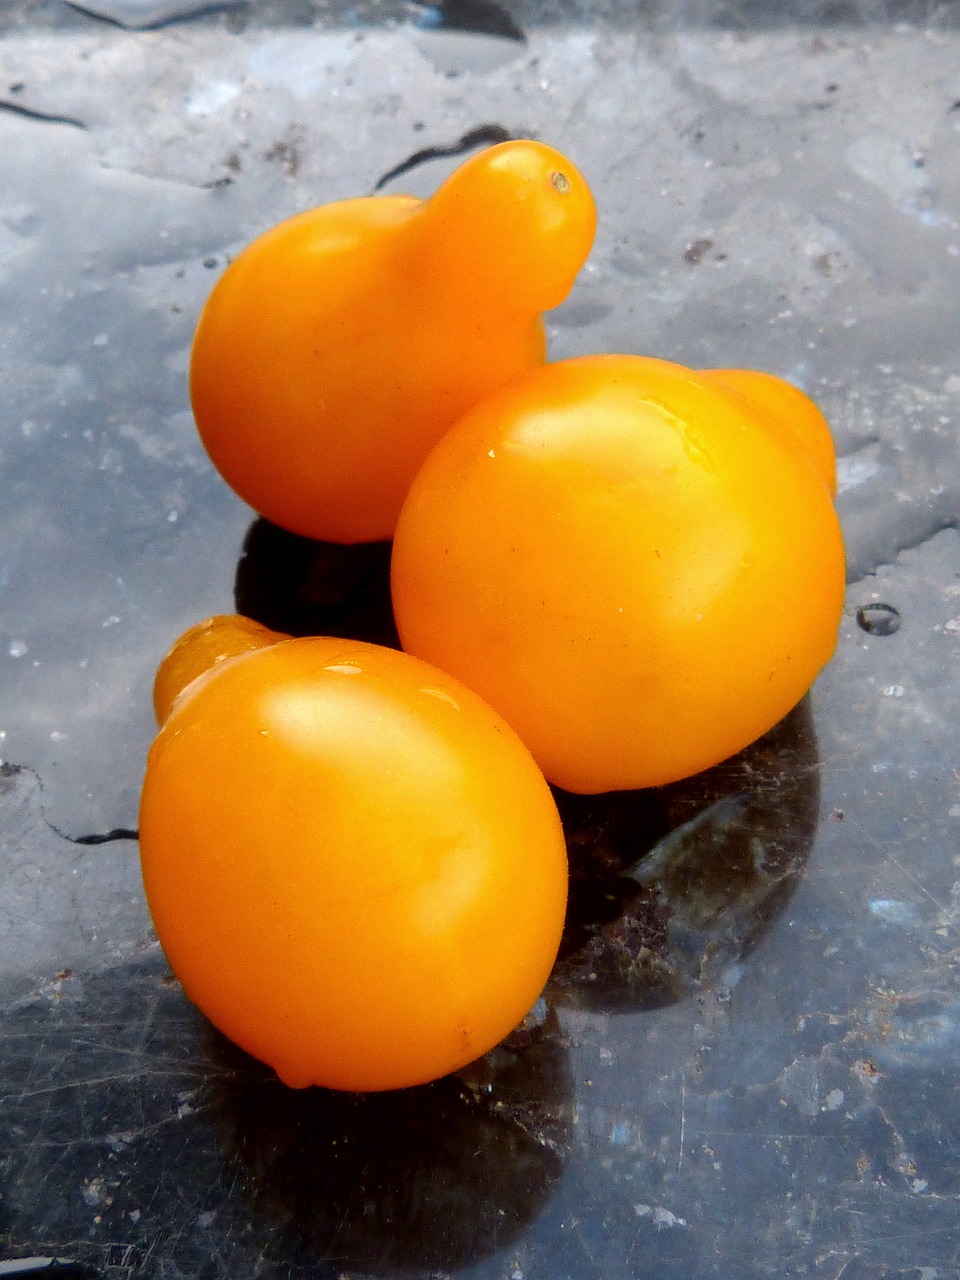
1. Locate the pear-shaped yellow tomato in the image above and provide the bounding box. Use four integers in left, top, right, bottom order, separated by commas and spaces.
391, 355, 846, 794
190, 140, 596, 544
139, 636, 568, 1092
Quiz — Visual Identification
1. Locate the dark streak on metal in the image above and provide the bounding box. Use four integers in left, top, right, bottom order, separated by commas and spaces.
0, 762, 137, 845
373, 123, 515, 192
70, 827, 139, 845
0, 99, 87, 129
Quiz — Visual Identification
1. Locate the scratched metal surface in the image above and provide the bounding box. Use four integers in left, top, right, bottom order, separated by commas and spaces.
2, 1, 960, 1276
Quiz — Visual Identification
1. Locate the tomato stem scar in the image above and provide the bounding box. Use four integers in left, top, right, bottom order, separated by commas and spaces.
551, 171, 570, 194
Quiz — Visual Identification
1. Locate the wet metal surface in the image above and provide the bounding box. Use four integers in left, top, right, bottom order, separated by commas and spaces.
2, 2, 960, 1276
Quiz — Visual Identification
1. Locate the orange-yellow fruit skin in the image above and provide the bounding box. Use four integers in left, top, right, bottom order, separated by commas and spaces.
189, 140, 596, 543
392, 354, 846, 794
139, 637, 568, 1092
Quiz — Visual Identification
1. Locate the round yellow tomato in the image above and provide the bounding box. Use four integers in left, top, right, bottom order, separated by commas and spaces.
139, 636, 568, 1091
190, 140, 596, 544
391, 355, 845, 793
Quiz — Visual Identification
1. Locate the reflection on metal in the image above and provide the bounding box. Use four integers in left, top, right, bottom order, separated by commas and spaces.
550, 700, 819, 1011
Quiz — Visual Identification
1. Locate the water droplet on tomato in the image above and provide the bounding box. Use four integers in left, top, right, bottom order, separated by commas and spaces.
420, 687, 461, 712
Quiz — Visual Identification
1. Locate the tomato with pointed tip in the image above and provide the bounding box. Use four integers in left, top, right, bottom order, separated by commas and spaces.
391, 354, 846, 793
700, 367, 837, 495
152, 613, 285, 725
139, 634, 568, 1092
190, 140, 596, 543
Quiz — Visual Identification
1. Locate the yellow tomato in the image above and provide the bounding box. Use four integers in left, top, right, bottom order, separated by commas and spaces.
190, 140, 596, 544
139, 636, 568, 1091
391, 355, 845, 793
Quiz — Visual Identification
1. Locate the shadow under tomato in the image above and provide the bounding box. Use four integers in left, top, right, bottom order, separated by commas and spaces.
548, 696, 821, 1012
232, 521, 821, 1014
201, 1004, 573, 1275
234, 518, 400, 647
